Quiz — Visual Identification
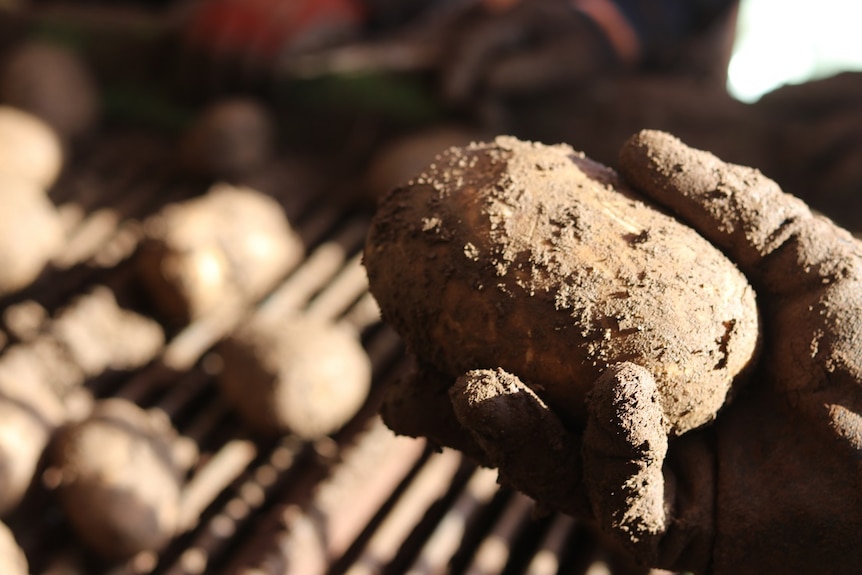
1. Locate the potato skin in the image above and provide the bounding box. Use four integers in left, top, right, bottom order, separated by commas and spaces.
364, 137, 759, 434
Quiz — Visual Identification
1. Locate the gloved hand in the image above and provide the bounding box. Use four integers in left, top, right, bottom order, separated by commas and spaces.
438, 0, 622, 104
613, 130, 862, 574
378, 131, 862, 574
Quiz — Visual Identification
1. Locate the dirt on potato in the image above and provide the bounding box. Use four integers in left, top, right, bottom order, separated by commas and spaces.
364, 136, 760, 434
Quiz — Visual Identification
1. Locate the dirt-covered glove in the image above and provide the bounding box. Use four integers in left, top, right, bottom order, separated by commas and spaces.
613, 130, 862, 574
367, 131, 862, 575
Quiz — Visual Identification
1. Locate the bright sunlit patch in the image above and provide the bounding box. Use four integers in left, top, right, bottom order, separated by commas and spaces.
728, 0, 862, 102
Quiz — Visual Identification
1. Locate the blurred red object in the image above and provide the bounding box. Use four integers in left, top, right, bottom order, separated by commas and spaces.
185, 0, 365, 60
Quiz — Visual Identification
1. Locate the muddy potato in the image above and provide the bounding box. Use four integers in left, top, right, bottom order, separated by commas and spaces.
0, 520, 27, 575
364, 136, 759, 434
0, 176, 64, 296
137, 184, 303, 323
0, 106, 64, 188
217, 316, 372, 439
46, 399, 185, 560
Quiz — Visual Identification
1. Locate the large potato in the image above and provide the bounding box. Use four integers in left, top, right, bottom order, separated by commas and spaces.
364, 136, 759, 434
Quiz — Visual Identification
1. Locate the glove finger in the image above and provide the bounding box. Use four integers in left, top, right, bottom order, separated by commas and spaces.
449, 368, 590, 517
379, 362, 487, 463
583, 362, 668, 565
618, 129, 862, 297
